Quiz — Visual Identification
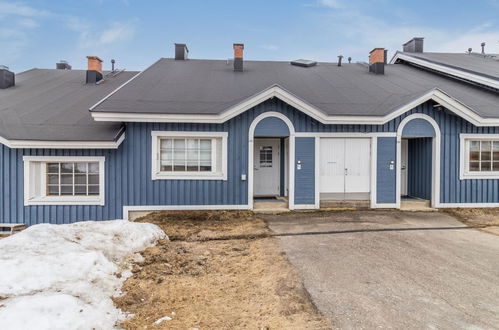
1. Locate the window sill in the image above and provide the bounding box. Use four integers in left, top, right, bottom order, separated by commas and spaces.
460, 172, 499, 180
25, 196, 104, 206
152, 172, 227, 181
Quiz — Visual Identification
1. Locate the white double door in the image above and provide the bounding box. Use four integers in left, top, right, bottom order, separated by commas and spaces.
254, 138, 281, 196
320, 138, 371, 197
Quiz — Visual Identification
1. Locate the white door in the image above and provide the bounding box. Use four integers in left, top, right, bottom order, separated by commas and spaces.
320, 138, 371, 198
254, 138, 280, 196
401, 139, 408, 196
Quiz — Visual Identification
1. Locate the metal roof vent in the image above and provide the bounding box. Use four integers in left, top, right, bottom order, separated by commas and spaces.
290, 59, 317, 67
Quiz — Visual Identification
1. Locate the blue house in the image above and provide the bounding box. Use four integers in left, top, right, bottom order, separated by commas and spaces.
1, 38, 499, 225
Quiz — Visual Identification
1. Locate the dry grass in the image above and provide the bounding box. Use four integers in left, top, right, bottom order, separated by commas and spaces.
114, 211, 330, 329
443, 208, 499, 235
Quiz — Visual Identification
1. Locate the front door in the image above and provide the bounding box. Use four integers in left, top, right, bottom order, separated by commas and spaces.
254, 138, 280, 196
401, 139, 408, 196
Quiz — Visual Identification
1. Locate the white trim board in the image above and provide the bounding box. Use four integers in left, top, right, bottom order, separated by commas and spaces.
122, 204, 250, 221
390, 52, 499, 90
459, 133, 499, 180
0, 133, 125, 149
90, 85, 499, 127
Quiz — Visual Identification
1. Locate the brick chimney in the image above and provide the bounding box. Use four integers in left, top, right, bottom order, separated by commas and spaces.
233, 43, 244, 72
86, 56, 103, 84
0, 65, 15, 89
369, 48, 385, 75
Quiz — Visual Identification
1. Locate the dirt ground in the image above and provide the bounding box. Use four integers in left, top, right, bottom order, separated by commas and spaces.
443, 208, 499, 235
113, 211, 331, 329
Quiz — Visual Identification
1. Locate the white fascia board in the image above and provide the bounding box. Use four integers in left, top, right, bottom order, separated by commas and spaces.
390, 53, 499, 90
0, 133, 125, 149
91, 85, 499, 127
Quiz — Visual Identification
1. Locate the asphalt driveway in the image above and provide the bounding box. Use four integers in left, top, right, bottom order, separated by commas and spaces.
263, 211, 499, 329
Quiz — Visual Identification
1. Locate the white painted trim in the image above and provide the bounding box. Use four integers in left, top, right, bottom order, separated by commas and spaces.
150, 131, 228, 181
459, 134, 499, 179
292, 204, 317, 210
248, 112, 296, 210
122, 204, 250, 221
90, 86, 499, 127
396, 114, 441, 208
23, 156, 105, 206
438, 203, 499, 208
370, 136, 377, 208
390, 52, 499, 90
0, 133, 125, 149
314, 137, 320, 209
371, 203, 399, 209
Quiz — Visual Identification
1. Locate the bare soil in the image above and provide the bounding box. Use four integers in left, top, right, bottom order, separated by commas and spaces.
443, 208, 499, 235
114, 211, 331, 329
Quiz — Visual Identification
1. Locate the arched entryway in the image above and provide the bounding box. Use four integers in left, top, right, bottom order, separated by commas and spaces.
396, 114, 441, 208
248, 112, 295, 210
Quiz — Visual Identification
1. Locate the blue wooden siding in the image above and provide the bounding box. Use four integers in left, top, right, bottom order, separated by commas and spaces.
408, 138, 432, 200
2, 97, 499, 225
402, 118, 436, 137
376, 137, 397, 203
254, 117, 290, 137
294, 137, 315, 205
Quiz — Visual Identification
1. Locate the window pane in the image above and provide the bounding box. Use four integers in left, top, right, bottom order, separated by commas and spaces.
200, 163, 212, 172
60, 185, 73, 195
88, 163, 99, 173
88, 185, 99, 195
47, 163, 59, 173
470, 151, 480, 161
160, 138, 172, 149
493, 142, 499, 161
88, 174, 99, 185
481, 162, 492, 171
260, 146, 273, 167
47, 174, 59, 184
481, 141, 491, 161
75, 174, 87, 185
469, 162, 480, 171
61, 174, 73, 185
61, 163, 73, 173
200, 139, 211, 151
493, 162, 499, 171
75, 163, 87, 174
47, 185, 59, 196
74, 185, 87, 195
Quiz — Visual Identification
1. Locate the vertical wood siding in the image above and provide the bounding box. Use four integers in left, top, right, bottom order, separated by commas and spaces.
1, 98, 499, 225
376, 137, 397, 203
294, 137, 315, 205
408, 138, 432, 200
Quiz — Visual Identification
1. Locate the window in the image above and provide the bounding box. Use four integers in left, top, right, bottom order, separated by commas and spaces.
23, 156, 105, 205
460, 134, 499, 179
259, 146, 273, 167
151, 131, 228, 180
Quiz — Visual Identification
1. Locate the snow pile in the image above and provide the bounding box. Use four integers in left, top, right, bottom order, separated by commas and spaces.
0, 220, 166, 330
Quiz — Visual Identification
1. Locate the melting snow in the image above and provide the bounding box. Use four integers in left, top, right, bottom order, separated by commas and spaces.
0, 220, 166, 330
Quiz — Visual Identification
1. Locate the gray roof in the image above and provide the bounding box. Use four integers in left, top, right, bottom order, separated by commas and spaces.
92, 58, 499, 118
396, 52, 499, 80
0, 69, 138, 141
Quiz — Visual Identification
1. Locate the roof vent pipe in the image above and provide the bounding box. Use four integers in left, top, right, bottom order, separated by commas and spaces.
369, 48, 385, 75
0, 65, 15, 89
86, 56, 103, 84
56, 60, 72, 70
348, 57, 352, 63
175, 43, 188, 60
468, 48, 472, 54
481, 42, 486, 55
111, 59, 115, 71
233, 43, 244, 72
337, 55, 343, 66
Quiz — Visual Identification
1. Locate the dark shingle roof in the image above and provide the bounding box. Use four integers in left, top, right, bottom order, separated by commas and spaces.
91, 58, 499, 118
0, 69, 138, 141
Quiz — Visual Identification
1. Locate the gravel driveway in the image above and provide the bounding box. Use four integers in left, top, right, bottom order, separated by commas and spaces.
264, 211, 499, 329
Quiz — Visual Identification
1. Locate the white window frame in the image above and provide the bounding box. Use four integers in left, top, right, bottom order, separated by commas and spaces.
460, 134, 499, 179
151, 131, 228, 180
23, 156, 105, 206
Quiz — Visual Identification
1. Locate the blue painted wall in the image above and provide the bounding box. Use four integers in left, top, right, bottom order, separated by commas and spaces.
402, 118, 436, 137
3, 98, 499, 225
294, 137, 315, 205
376, 137, 397, 204
254, 117, 290, 137
408, 138, 432, 200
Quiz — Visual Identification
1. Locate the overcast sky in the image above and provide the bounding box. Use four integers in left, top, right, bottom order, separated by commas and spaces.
1, 0, 499, 72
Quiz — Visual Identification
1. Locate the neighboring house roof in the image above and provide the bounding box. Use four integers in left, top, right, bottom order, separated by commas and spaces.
90, 58, 499, 124
390, 52, 499, 90
0, 68, 138, 144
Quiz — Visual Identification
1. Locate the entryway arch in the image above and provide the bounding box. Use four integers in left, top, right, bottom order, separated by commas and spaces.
396, 113, 441, 208
248, 112, 295, 210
